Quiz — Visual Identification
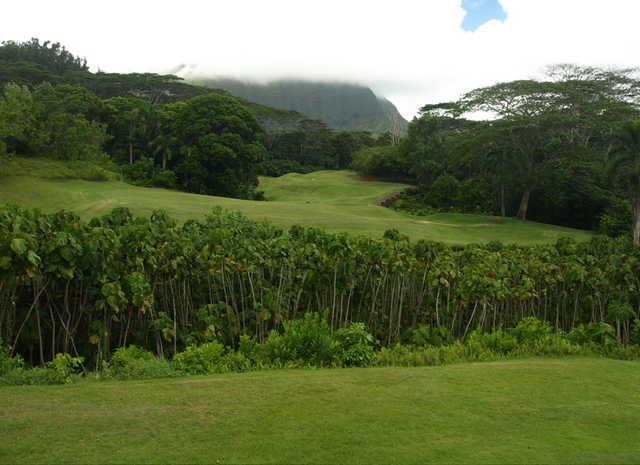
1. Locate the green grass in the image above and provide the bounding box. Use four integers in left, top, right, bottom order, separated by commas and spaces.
0, 358, 638, 464
0, 159, 592, 244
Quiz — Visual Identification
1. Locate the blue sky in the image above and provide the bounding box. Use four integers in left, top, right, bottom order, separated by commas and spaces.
461, 0, 507, 31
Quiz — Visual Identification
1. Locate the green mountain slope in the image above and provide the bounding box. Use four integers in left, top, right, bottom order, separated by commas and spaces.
195, 78, 408, 134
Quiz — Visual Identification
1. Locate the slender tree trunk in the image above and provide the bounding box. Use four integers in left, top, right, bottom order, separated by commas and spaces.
634, 175, 640, 245
162, 153, 167, 170
129, 141, 134, 165
500, 184, 506, 217
516, 186, 532, 220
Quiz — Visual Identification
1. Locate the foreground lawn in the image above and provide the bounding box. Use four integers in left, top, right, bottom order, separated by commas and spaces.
1, 358, 638, 464
0, 167, 591, 245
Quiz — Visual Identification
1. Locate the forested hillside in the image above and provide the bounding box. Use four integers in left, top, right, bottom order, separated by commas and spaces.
352, 65, 640, 236
0, 39, 393, 191
195, 78, 408, 134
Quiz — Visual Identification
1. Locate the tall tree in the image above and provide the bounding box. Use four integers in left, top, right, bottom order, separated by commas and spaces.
608, 119, 640, 244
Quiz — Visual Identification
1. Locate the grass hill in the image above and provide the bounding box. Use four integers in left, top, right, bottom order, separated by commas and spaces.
195, 78, 409, 134
1, 358, 638, 464
0, 158, 592, 245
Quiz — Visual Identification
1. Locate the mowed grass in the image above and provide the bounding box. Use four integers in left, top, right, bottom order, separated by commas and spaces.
0, 161, 592, 244
1, 358, 639, 464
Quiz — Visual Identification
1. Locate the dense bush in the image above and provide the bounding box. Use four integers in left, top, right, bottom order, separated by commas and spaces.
1, 353, 83, 385
262, 313, 340, 367
0, 338, 23, 376
568, 322, 617, 346
335, 323, 376, 367
174, 342, 225, 375
3, 206, 640, 369
102, 346, 179, 380
351, 145, 410, 180
404, 325, 453, 348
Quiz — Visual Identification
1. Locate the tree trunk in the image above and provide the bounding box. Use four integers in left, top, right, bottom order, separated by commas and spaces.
129, 142, 134, 165
162, 153, 167, 170
634, 175, 640, 245
500, 184, 506, 217
516, 186, 531, 220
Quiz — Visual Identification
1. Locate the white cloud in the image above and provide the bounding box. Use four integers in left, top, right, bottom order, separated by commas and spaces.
1, 0, 638, 119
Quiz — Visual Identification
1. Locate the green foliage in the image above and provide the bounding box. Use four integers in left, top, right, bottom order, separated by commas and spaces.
102, 346, 179, 380
608, 300, 635, 320
0, 338, 23, 376
467, 328, 517, 354
0, 366, 69, 385
174, 342, 226, 375
428, 174, 460, 208
48, 353, 84, 383
335, 323, 376, 367
404, 325, 453, 347
511, 317, 553, 345
0, 352, 83, 385
351, 145, 409, 180
0, 155, 118, 181
262, 313, 339, 367
568, 322, 617, 346
598, 200, 632, 238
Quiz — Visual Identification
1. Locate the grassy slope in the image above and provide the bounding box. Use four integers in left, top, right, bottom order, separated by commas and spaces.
1, 358, 638, 464
0, 162, 592, 244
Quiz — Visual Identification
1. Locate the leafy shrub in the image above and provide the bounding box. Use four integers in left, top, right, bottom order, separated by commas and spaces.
351, 145, 408, 179
0, 367, 68, 385
174, 342, 226, 375
511, 317, 553, 345
0, 338, 23, 376
598, 201, 631, 238
631, 319, 640, 345
467, 328, 517, 354
405, 325, 453, 348
238, 335, 260, 363
594, 343, 640, 360
375, 341, 501, 367
48, 353, 84, 383
335, 322, 376, 367
608, 300, 635, 321
510, 335, 583, 357
121, 157, 155, 185
103, 345, 179, 380
568, 322, 617, 346
151, 169, 176, 188
262, 313, 339, 367
218, 352, 254, 373
0, 352, 83, 385
428, 174, 460, 208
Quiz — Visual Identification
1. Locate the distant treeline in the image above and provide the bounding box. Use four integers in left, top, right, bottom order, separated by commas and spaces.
352, 65, 640, 237
2, 205, 639, 367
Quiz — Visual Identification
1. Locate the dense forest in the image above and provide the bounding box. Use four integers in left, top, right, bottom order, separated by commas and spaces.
353, 66, 640, 237
0, 39, 392, 195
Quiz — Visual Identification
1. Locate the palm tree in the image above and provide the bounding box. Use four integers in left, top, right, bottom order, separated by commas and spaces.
151, 133, 176, 170
608, 119, 640, 244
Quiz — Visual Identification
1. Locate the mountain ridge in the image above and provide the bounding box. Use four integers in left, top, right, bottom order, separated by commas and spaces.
192, 78, 408, 134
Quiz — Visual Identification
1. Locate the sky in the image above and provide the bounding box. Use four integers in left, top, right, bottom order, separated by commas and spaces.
461, 0, 507, 32
2, 0, 639, 120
